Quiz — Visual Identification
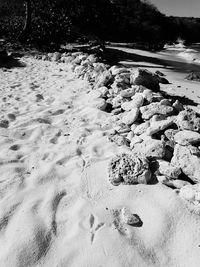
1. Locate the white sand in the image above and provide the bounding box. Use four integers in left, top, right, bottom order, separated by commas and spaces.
0, 55, 200, 267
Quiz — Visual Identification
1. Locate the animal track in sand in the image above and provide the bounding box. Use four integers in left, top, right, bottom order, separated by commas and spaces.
89, 213, 105, 243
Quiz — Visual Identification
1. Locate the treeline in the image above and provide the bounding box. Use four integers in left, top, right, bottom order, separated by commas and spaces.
0, 0, 200, 49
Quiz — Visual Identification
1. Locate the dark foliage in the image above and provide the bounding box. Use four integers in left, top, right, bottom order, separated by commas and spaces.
0, 0, 200, 49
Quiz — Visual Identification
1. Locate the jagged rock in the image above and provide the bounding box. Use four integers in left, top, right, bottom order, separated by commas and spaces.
95, 70, 113, 88
98, 86, 109, 97
164, 129, 179, 142
134, 121, 150, 135
185, 71, 200, 82
130, 136, 143, 149
142, 89, 164, 103
160, 99, 171, 106
156, 159, 181, 179
109, 66, 131, 76
111, 108, 123, 115
121, 208, 141, 225
121, 108, 139, 125
174, 130, 200, 145
133, 138, 166, 159
120, 88, 135, 98
130, 69, 161, 91
126, 131, 134, 141
176, 109, 200, 132
121, 93, 144, 111
115, 73, 130, 84
140, 102, 173, 120
173, 100, 184, 112
108, 134, 128, 146
108, 153, 151, 185
90, 98, 107, 111
146, 117, 174, 135
112, 95, 125, 108
171, 144, 200, 183
88, 90, 103, 99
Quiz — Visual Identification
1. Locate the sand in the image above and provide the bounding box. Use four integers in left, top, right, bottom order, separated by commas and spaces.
0, 52, 200, 267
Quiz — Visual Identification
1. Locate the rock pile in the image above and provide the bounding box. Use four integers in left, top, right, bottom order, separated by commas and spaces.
39, 51, 200, 207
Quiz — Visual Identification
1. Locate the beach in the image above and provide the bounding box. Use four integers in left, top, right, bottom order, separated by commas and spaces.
0, 48, 200, 267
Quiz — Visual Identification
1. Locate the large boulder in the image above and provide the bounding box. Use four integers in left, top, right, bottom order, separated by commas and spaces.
130, 69, 161, 91
108, 153, 151, 185
171, 144, 200, 183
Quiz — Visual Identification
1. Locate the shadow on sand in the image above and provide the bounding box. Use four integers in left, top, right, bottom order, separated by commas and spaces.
0, 56, 26, 69
104, 47, 200, 73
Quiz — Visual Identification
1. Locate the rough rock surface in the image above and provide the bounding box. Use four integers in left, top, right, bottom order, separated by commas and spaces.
122, 108, 139, 125
156, 159, 181, 179
108, 153, 151, 185
171, 145, 200, 183
146, 117, 174, 135
140, 102, 173, 120
174, 130, 200, 145
176, 109, 200, 132
133, 138, 166, 159
121, 208, 141, 226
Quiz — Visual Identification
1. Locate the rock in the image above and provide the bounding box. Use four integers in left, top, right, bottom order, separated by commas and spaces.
134, 121, 150, 135
52, 52, 61, 61
179, 185, 196, 201
98, 86, 109, 97
140, 102, 173, 120
171, 144, 200, 183
121, 108, 139, 125
130, 93, 144, 108
121, 208, 141, 226
120, 88, 135, 98
142, 89, 163, 103
111, 108, 122, 115
156, 159, 181, 179
109, 66, 130, 76
176, 109, 200, 132
185, 71, 200, 82
174, 130, 200, 145
108, 153, 151, 185
112, 95, 124, 108
90, 98, 107, 111
160, 99, 171, 106
108, 134, 128, 146
95, 70, 113, 88
130, 68, 160, 91
146, 117, 174, 135
133, 139, 166, 159
173, 100, 184, 112
130, 136, 143, 149
121, 101, 135, 111
164, 129, 179, 142
126, 131, 134, 141
0, 120, 9, 128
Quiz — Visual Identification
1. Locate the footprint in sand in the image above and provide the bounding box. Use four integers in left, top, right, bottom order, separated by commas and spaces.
89, 213, 105, 243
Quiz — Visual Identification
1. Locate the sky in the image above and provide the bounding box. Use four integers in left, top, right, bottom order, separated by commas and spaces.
150, 0, 200, 18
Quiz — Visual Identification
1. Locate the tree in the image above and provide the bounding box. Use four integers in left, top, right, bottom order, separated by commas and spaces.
18, 0, 31, 42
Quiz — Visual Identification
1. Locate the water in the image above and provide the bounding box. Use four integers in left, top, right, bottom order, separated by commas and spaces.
165, 43, 200, 64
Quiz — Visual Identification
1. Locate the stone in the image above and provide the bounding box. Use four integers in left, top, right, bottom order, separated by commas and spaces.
174, 130, 200, 145
130, 93, 144, 108
156, 159, 181, 179
130, 68, 160, 91
173, 100, 184, 112
111, 108, 122, 115
140, 102, 173, 120
126, 131, 134, 141
112, 95, 124, 108
146, 117, 174, 135
121, 108, 139, 125
109, 66, 130, 76
134, 121, 150, 135
98, 86, 109, 97
120, 88, 135, 98
91, 98, 107, 111
95, 70, 113, 89
108, 134, 128, 146
52, 52, 61, 61
164, 129, 179, 142
0, 120, 9, 128
142, 89, 163, 103
176, 109, 200, 132
171, 144, 200, 183
130, 136, 143, 149
108, 153, 151, 185
133, 139, 166, 159
160, 99, 171, 106
121, 208, 140, 226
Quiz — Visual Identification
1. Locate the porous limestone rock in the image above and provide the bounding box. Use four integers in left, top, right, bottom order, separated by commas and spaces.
121, 208, 140, 225
156, 159, 181, 179
176, 109, 200, 132
90, 98, 107, 111
95, 70, 113, 89
133, 138, 166, 159
121, 93, 144, 111
171, 144, 200, 183
146, 117, 174, 136
134, 121, 150, 135
130, 68, 161, 91
108, 153, 151, 185
109, 66, 131, 76
174, 130, 200, 145
140, 102, 173, 120
121, 108, 139, 125
120, 88, 135, 98
164, 129, 179, 142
